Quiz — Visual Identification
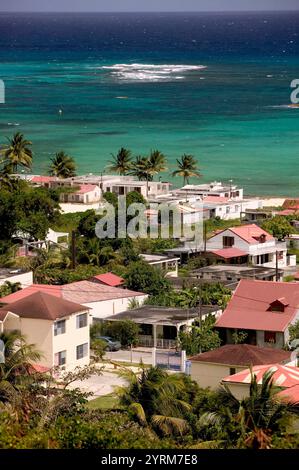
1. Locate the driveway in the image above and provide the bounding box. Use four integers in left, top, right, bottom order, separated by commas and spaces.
68, 368, 128, 399
104, 347, 153, 365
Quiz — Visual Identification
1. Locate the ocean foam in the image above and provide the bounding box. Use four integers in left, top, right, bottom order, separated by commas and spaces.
100, 63, 206, 82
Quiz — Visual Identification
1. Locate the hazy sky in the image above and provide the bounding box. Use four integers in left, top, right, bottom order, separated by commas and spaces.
0, 0, 299, 13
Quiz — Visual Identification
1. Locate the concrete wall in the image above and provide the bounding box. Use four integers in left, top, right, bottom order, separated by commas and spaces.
191, 362, 246, 390
256, 330, 285, 349
53, 312, 90, 369
224, 382, 251, 400
0, 271, 33, 289
4, 316, 53, 367
86, 295, 148, 320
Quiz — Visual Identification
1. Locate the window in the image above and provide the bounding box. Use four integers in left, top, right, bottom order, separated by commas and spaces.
229, 367, 236, 376
226, 206, 230, 214
223, 236, 234, 247
76, 313, 88, 329
55, 350, 66, 366
264, 331, 276, 344
54, 319, 66, 336
76, 343, 88, 360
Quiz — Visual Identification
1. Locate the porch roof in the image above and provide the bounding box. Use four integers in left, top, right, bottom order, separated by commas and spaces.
105, 305, 218, 327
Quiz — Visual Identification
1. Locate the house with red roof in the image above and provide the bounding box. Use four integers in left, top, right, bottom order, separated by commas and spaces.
222, 364, 299, 400
0, 291, 90, 370
60, 184, 101, 204
0, 280, 147, 321
205, 223, 296, 268
216, 279, 299, 349
189, 344, 291, 390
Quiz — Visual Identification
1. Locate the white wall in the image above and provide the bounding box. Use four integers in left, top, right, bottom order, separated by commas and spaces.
85, 295, 148, 320
191, 362, 246, 389
53, 312, 90, 369
0, 271, 33, 289
206, 229, 250, 251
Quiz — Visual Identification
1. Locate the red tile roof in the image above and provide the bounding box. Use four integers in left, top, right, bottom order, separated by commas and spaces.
216, 279, 299, 332
75, 184, 99, 194
1, 281, 145, 305
223, 364, 299, 388
211, 248, 248, 259
1, 291, 88, 321
211, 224, 274, 245
92, 273, 125, 287
189, 344, 290, 366
203, 196, 229, 203
31, 176, 55, 184
278, 384, 299, 403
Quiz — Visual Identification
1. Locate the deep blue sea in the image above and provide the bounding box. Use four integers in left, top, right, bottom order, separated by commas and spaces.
0, 12, 299, 195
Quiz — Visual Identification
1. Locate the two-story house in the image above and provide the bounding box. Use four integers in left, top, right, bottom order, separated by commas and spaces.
0, 291, 90, 370
216, 279, 299, 349
206, 224, 296, 268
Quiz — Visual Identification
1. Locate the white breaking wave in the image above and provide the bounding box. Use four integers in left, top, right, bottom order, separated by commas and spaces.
100, 63, 206, 82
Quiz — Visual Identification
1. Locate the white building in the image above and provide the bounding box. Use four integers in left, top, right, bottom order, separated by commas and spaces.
59, 184, 101, 204
0, 291, 90, 370
173, 181, 244, 201
0, 281, 148, 321
141, 254, 180, 277
206, 224, 296, 268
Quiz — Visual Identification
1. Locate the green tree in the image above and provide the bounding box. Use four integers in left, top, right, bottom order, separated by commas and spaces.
179, 314, 221, 355
198, 368, 299, 449
2, 133, 33, 173
117, 366, 192, 436
101, 320, 140, 348
108, 148, 132, 175
49, 151, 77, 178
172, 154, 201, 186
262, 216, 293, 240
125, 260, 170, 296
148, 150, 167, 179
288, 320, 299, 343
0, 331, 41, 403
0, 281, 21, 299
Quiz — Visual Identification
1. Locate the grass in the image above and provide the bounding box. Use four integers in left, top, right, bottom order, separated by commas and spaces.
87, 394, 119, 410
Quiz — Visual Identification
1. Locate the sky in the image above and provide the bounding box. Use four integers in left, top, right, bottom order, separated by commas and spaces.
0, 0, 299, 13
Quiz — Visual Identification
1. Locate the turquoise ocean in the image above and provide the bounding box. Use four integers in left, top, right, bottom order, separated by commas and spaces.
0, 12, 299, 195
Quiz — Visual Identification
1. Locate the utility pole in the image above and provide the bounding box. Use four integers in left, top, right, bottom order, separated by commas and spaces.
203, 221, 207, 253
198, 285, 203, 354
275, 250, 279, 282
71, 230, 77, 270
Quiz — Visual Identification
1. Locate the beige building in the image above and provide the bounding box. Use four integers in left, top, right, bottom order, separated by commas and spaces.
190, 344, 290, 390
0, 291, 90, 370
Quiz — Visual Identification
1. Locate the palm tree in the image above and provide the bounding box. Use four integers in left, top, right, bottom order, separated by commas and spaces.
49, 151, 77, 178
2, 133, 33, 174
198, 368, 299, 449
172, 154, 201, 186
117, 366, 191, 436
148, 150, 167, 178
108, 147, 132, 176
0, 331, 41, 403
